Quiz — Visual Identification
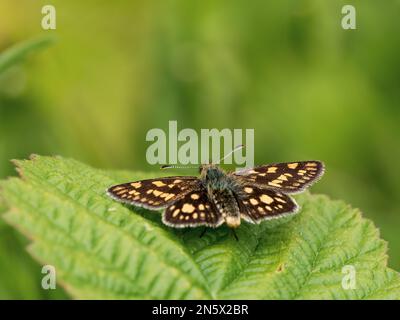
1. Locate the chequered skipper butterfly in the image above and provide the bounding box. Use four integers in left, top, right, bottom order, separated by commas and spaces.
107, 153, 325, 229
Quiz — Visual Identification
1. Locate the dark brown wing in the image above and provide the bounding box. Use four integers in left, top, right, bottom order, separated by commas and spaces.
107, 176, 201, 209
237, 185, 299, 223
162, 189, 223, 228
233, 161, 324, 193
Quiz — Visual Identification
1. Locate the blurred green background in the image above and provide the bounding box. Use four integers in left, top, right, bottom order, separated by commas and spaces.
0, 0, 399, 299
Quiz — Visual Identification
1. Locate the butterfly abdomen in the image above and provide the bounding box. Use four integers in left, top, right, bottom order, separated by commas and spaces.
210, 188, 241, 228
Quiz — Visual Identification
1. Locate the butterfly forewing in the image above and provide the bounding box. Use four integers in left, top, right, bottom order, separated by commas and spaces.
107, 177, 200, 209
163, 189, 223, 228
233, 161, 324, 193
238, 186, 298, 223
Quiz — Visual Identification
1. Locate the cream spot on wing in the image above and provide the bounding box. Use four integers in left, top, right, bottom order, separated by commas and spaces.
169, 205, 175, 210
278, 204, 283, 209
288, 163, 298, 169
131, 182, 142, 188
268, 182, 281, 188
250, 198, 259, 205
152, 181, 166, 187
284, 173, 293, 177
191, 194, 200, 200
165, 194, 175, 201
198, 204, 205, 211
257, 207, 264, 213
259, 173, 266, 176
146, 189, 153, 194
260, 194, 274, 204
275, 197, 286, 203
265, 206, 272, 211
200, 212, 206, 219
306, 162, 317, 167
116, 189, 127, 195
173, 179, 182, 183
121, 194, 127, 198
193, 213, 198, 219
179, 215, 184, 220
244, 187, 253, 193
153, 190, 162, 196
172, 209, 180, 217
182, 204, 195, 213
267, 167, 277, 173
133, 196, 140, 200
278, 174, 288, 181
141, 198, 147, 202
185, 216, 190, 220
168, 184, 175, 188
112, 186, 123, 191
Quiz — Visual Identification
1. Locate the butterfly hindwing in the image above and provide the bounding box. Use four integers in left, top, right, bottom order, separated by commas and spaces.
163, 189, 223, 228
238, 185, 299, 223
107, 177, 200, 209
233, 161, 324, 193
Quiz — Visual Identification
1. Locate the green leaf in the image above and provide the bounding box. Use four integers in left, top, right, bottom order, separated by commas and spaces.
0, 36, 55, 74
0, 169, 68, 299
1, 155, 399, 299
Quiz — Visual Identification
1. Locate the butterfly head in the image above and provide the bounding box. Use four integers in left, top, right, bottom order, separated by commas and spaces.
199, 163, 223, 180
199, 164, 230, 191
199, 145, 245, 181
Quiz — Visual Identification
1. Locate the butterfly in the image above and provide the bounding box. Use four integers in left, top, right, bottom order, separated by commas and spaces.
107, 160, 325, 229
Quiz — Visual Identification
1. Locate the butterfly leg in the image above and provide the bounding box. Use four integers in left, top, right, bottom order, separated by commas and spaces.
199, 227, 207, 238
231, 229, 239, 241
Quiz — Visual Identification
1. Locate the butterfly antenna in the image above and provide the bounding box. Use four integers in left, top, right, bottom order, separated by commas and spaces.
160, 164, 198, 169
217, 144, 245, 164
161, 144, 244, 168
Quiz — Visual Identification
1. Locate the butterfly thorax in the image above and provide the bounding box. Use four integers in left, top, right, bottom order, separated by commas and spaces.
200, 165, 241, 228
